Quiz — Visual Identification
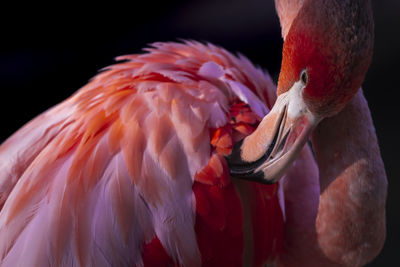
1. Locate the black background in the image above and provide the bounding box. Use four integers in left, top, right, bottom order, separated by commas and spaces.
0, 1, 398, 265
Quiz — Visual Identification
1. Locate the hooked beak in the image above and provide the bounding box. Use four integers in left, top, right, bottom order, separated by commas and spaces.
226, 81, 321, 184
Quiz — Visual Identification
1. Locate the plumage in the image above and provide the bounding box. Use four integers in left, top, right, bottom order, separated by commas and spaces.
0, 41, 283, 266
0, 0, 387, 266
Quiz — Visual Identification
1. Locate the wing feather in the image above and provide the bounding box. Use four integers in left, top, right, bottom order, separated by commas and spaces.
0, 41, 275, 266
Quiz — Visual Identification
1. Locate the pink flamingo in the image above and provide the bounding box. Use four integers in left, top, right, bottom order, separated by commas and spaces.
0, 0, 387, 266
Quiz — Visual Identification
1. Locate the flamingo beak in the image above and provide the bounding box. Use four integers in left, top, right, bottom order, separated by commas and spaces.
227, 81, 321, 184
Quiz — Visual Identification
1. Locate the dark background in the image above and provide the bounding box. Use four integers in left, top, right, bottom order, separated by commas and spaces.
0, 1, 398, 265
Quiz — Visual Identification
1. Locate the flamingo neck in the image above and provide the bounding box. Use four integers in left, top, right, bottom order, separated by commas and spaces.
274, 0, 307, 40
310, 90, 387, 266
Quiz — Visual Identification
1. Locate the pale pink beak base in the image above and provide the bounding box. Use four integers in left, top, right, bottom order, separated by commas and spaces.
227, 93, 319, 184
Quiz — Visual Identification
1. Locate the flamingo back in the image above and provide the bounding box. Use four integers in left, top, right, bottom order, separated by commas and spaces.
0, 41, 283, 266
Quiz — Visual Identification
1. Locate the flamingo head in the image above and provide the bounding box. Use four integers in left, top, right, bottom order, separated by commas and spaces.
227, 0, 374, 183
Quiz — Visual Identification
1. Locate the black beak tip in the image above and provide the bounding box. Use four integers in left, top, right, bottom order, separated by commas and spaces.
225, 140, 276, 185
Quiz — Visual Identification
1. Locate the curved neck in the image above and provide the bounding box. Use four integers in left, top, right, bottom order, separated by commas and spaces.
274, 0, 306, 39
310, 90, 387, 265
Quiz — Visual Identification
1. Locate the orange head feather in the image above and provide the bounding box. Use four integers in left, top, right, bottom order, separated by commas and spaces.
277, 0, 374, 117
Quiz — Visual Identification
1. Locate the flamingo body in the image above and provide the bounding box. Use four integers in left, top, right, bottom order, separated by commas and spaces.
0, 42, 284, 266
0, 0, 387, 266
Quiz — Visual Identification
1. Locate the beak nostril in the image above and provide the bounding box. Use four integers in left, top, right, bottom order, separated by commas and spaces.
277, 129, 290, 154
226, 81, 320, 184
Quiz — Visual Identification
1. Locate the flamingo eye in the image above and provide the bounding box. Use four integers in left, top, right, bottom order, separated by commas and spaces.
300, 69, 308, 85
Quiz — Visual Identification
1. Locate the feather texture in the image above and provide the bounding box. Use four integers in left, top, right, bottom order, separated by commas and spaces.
0, 41, 281, 266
